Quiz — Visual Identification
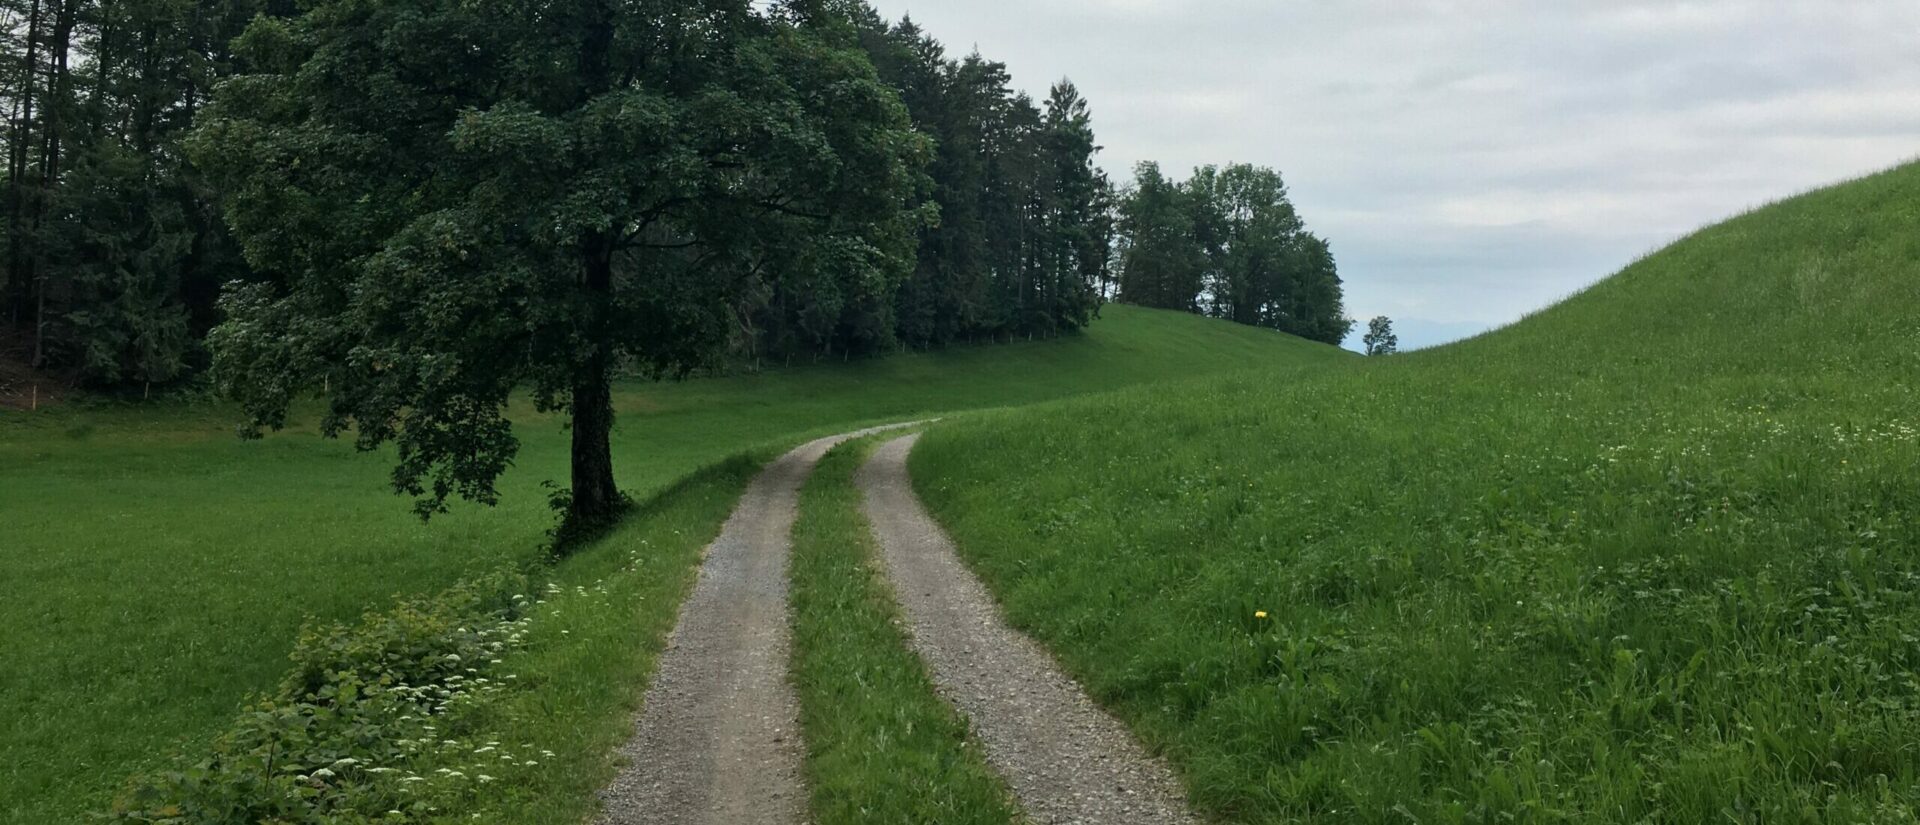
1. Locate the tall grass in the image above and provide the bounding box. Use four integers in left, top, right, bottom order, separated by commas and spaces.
913, 162, 1920, 822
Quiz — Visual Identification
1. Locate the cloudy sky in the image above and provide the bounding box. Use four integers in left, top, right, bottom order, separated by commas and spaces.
862, 0, 1920, 350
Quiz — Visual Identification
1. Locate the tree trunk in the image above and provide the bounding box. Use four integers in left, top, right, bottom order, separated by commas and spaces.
569, 349, 618, 524
31, 284, 45, 366
567, 236, 620, 530
556, 5, 622, 537
28, 0, 74, 368
6, 0, 45, 322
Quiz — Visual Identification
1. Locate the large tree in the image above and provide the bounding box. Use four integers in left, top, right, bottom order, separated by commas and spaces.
1187, 163, 1350, 343
1187, 163, 1302, 327
1037, 79, 1106, 332
197, 0, 929, 533
844, 11, 1111, 348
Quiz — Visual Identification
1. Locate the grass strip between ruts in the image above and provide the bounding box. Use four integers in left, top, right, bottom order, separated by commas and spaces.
789, 436, 1026, 825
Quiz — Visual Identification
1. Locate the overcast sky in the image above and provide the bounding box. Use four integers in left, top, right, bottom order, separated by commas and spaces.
863, 0, 1920, 350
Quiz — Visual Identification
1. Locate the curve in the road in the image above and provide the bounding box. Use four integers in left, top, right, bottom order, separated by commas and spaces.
595, 423, 921, 825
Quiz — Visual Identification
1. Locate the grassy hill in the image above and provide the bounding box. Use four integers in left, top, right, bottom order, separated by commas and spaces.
913, 163, 1920, 822
0, 304, 1344, 824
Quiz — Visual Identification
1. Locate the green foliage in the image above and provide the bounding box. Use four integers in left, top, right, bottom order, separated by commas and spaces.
1362, 315, 1397, 356
790, 438, 1023, 823
1119, 161, 1351, 344
913, 162, 1920, 822
102, 456, 766, 825
0, 305, 1341, 824
42, 141, 195, 386
1, 0, 260, 387
1118, 161, 1204, 312
850, 12, 1112, 348
4, 0, 1122, 396
108, 571, 535, 824
195, 0, 931, 519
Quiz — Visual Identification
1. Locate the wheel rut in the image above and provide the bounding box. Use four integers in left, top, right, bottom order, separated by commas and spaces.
595, 424, 919, 825
856, 433, 1200, 825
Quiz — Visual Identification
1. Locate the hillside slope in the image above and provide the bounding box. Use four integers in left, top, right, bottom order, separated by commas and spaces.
0, 304, 1344, 825
914, 163, 1920, 822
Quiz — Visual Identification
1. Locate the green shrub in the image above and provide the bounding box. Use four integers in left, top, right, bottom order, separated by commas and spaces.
107, 572, 545, 824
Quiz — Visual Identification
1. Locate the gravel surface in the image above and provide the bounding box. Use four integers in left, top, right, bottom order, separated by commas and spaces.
857, 433, 1201, 825
596, 424, 919, 825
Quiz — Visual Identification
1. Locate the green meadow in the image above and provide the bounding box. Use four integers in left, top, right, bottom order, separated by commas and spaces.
912, 164, 1920, 821
9, 159, 1920, 824
0, 304, 1340, 824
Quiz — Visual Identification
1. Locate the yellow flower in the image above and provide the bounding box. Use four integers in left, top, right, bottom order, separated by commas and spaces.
1254, 611, 1268, 619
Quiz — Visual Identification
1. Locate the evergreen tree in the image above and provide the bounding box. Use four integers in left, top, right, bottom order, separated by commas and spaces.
40, 139, 192, 388
1037, 79, 1103, 333
2, 0, 85, 369
5, 0, 1119, 391
2, 0, 265, 385
1117, 161, 1202, 311
846, 10, 1111, 347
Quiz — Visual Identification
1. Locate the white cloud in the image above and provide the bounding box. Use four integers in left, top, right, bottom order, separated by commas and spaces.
867, 0, 1920, 341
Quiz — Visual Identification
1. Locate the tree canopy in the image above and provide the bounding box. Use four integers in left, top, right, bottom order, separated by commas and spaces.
198, 0, 931, 528
1363, 315, 1398, 356
2, 0, 260, 386
1116, 161, 1351, 346
849, 11, 1111, 348
4, 0, 1348, 528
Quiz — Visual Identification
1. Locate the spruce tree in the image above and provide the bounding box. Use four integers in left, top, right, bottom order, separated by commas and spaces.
1118, 161, 1202, 311
1039, 79, 1103, 332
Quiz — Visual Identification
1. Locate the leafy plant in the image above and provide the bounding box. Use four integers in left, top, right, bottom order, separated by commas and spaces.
109, 572, 537, 824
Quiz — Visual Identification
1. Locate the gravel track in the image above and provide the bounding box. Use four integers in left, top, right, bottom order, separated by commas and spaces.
596, 424, 919, 825
857, 433, 1201, 825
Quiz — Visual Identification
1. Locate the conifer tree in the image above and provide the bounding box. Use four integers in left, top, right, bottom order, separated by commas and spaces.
1038, 79, 1104, 333
1118, 161, 1202, 311
2, 0, 265, 384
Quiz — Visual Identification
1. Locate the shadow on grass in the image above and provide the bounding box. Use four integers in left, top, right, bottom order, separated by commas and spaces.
546, 452, 766, 565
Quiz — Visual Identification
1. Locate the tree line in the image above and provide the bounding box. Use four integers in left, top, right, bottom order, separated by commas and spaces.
2, 0, 1352, 528
1117, 161, 1352, 345
0, 0, 1122, 391
849, 10, 1111, 349
1, 0, 273, 390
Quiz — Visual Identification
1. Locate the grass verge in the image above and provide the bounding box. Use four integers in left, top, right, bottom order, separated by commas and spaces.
107, 454, 761, 824
789, 437, 1023, 824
